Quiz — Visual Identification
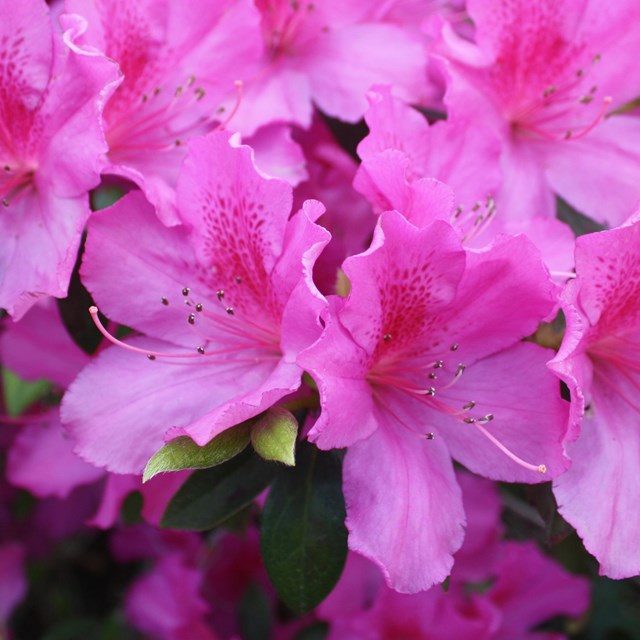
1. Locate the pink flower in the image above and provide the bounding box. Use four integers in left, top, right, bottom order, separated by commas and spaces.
318, 474, 589, 639
355, 85, 576, 272
0, 544, 27, 624
227, 0, 428, 135
293, 115, 375, 294
435, 0, 640, 226
0, 301, 103, 498
126, 553, 219, 640
298, 211, 569, 592
63, 0, 262, 223
0, 0, 118, 318
550, 211, 640, 578
62, 131, 329, 473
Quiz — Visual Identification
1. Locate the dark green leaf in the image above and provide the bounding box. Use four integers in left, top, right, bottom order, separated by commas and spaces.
293, 623, 329, 640
143, 422, 251, 482
161, 449, 276, 531
261, 443, 347, 613
556, 197, 605, 236
57, 236, 103, 355
238, 583, 273, 640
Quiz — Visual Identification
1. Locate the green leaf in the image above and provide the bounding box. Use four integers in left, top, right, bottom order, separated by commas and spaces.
261, 442, 348, 613
161, 448, 276, 531
251, 407, 298, 466
2, 369, 51, 417
293, 623, 329, 640
90, 183, 125, 211
143, 422, 251, 482
238, 583, 273, 640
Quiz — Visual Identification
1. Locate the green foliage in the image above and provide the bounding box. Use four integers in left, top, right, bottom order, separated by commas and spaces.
261, 443, 348, 613
1, 369, 51, 417
143, 422, 251, 482
238, 583, 273, 640
251, 407, 298, 466
161, 448, 276, 531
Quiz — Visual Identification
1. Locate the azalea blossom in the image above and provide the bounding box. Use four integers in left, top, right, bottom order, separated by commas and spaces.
551, 211, 640, 578
318, 473, 589, 639
226, 0, 428, 135
435, 0, 640, 226
299, 211, 569, 592
0, 0, 118, 318
354, 85, 576, 272
63, 0, 262, 223
61, 131, 329, 473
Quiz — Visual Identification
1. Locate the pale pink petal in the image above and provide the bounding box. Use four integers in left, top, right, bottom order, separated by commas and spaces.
81, 190, 203, 347
554, 377, 640, 578
8, 413, 103, 498
305, 23, 426, 122
491, 541, 590, 639
62, 337, 278, 473
430, 342, 570, 483
0, 299, 89, 387
544, 115, 640, 227
344, 423, 465, 593
245, 124, 308, 187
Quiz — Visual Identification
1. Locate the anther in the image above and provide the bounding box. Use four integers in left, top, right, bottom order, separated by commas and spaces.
197, 346, 205, 355
463, 401, 476, 410
472, 201, 482, 212
226, 307, 234, 315
2, 199, 8, 207
235, 276, 242, 284
383, 333, 392, 342
425, 387, 436, 396
425, 433, 435, 440
428, 372, 437, 380
216, 290, 224, 300
188, 313, 196, 325
543, 86, 557, 97
463, 417, 476, 424
161, 297, 169, 306
450, 343, 459, 351
454, 205, 464, 218
434, 360, 443, 369
195, 303, 203, 312
455, 364, 466, 376
182, 287, 190, 296
147, 354, 156, 361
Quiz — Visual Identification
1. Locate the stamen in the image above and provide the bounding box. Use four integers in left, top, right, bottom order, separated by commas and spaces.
471, 420, 547, 474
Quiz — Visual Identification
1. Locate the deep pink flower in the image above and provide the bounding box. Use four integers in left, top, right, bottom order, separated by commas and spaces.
63, 0, 262, 223
318, 474, 589, 639
551, 211, 640, 577
126, 553, 218, 640
355, 86, 576, 272
228, 0, 428, 135
0, 544, 26, 624
293, 116, 375, 294
62, 131, 329, 473
435, 0, 640, 226
0, 301, 103, 498
299, 212, 569, 592
0, 0, 118, 318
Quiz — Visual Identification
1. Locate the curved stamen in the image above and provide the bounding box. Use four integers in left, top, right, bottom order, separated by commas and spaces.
470, 420, 547, 474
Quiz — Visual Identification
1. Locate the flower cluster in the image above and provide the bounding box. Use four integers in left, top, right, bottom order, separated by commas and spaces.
1, 0, 640, 637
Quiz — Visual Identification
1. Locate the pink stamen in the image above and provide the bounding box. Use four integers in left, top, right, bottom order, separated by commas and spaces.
472, 421, 547, 475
